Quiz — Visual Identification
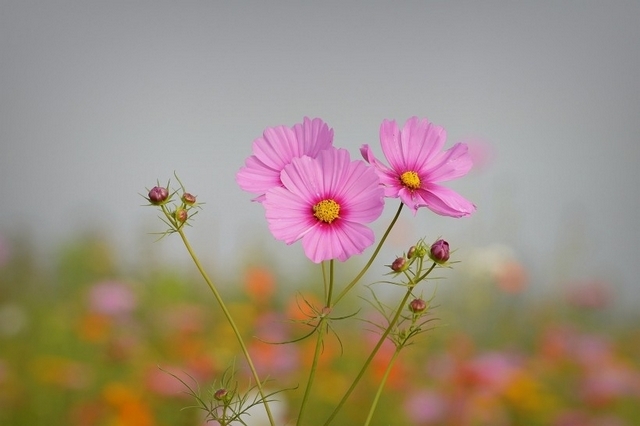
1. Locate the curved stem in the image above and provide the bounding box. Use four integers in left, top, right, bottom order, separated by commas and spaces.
323, 287, 413, 425
364, 345, 402, 426
176, 229, 276, 426
296, 317, 326, 426
332, 202, 404, 307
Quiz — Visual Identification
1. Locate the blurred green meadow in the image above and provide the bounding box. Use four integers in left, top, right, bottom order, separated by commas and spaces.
0, 232, 639, 426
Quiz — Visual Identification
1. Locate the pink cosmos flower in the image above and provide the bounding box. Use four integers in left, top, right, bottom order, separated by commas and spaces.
263, 147, 384, 263
361, 116, 476, 217
236, 117, 334, 202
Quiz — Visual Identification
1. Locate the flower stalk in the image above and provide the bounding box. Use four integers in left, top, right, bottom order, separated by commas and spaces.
174, 228, 276, 426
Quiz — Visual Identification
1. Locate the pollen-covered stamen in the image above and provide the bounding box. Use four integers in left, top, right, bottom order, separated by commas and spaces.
400, 171, 421, 190
313, 199, 340, 224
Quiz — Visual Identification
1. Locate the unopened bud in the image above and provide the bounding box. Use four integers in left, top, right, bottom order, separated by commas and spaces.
390, 257, 407, 272
213, 388, 228, 401
430, 239, 450, 263
409, 298, 427, 313
407, 246, 416, 259
175, 208, 188, 223
182, 193, 196, 205
148, 186, 169, 205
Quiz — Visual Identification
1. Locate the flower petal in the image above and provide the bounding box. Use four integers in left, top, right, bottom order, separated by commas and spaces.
236, 155, 280, 199
264, 186, 317, 244
379, 119, 405, 172
302, 220, 375, 263
252, 126, 299, 170
415, 184, 476, 217
360, 144, 403, 198
336, 161, 384, 223
279, 155, 323, 205
400, 117, 447, 171
422, 142, 473, 182
237, 118, 335, 201
314, 148, 352, 197
293, 117, 334, 157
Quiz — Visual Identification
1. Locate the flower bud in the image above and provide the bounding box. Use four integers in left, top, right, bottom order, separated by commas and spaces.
148, 186, 169, 205
430, 239, 450, 263
174, 208, 188, 223
390, 257, 408, 272
213, 388, 228, 401
409, 298, 427, 314
182, 193, 196, 205
407, 246, 416, 259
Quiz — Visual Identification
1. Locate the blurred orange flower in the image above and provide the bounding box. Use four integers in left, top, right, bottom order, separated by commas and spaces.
102, 382, 154, 426
244, 266, 276, 304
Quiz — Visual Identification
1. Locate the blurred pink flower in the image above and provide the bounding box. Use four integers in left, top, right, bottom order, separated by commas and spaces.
466, 352, 520, 393
263, 147, 384, 263
88, 281, 136, 317
361, 116, 475, 216
581, 364, 634, 407
145, 366, 191, 398
539, 325, 577, 360
404, 389, 447, 424
465, 138, 494, 172
566, 280, 612, 309
573, 334, 613, 368
236, 117, 334, 202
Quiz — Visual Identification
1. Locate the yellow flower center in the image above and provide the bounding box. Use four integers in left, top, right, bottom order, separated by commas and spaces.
313, 199, 340, 224
400, 171, 421, 190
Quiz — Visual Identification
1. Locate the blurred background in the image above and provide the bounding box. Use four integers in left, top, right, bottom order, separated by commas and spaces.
1, 2, 639, 425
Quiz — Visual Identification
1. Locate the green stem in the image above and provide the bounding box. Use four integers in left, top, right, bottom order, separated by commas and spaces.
176, 229, 276, 426
296, 317, 326, 426
321, 261, 328, 302
297, 260, 334, 425
326, 260, 335, 306
332, 202, 404, 307
364, 345, 403, 426
323, 287, 413, 425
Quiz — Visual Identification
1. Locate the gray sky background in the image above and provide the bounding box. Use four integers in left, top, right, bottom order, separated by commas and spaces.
1, 2, 639, 306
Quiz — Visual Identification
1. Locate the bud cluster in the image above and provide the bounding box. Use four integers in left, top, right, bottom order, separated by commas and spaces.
144, 178, 201, 233
388, 238, 451, 278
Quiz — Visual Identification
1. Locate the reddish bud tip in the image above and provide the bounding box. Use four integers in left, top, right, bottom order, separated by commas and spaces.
409, 298, 427, 313
182, 193, 196, 205
430, 239, 450, 263
213, 388, 228, 401
148, 186, 169, 205
391, 257, 407, 272
175, 208, 188, 223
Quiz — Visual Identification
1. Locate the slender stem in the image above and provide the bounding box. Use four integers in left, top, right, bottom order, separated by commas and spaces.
364, 345, 402, 426
176, 229, 276, 426
321, 261, 328, 302
332, 202, 404, 307
326, 260, 335, 306
296, 317, 326, 426
297, 260, 334, 425
323, 287, 413, 425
